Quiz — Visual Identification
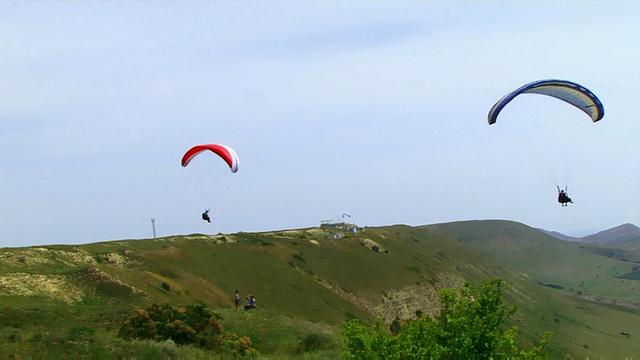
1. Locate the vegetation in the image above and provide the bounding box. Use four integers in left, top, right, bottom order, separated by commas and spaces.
343, 279, 551, 359
0, 301, 340, 359
118, 302, 258, 357
1, 221, 640, 358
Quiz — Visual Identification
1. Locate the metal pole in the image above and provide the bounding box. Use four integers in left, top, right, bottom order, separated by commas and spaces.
151, 218, 156, 238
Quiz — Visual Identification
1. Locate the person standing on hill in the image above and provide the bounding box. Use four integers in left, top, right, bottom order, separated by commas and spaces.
234, 290, 241, 310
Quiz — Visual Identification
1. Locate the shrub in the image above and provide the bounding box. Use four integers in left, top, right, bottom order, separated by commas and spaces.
224, 332, 259, 357
343, 279, 552, 359
118, 302, 257, 356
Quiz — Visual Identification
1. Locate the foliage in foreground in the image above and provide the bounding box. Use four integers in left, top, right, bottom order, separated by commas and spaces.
118, 302, 258, 357
343, 279, 552, 359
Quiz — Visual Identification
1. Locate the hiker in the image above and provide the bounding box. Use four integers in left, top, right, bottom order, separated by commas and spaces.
234, 290, 241, 311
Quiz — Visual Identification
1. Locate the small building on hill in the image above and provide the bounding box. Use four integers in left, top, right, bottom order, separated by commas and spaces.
320, 220, 356, 229
320, 219, 365, 234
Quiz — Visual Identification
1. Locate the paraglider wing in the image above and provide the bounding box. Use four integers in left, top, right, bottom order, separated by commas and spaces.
488, 79, 604, 125
181, 144, 239, 173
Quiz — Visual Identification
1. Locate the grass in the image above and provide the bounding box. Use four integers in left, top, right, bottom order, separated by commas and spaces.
220, 309, 343, 358
424, 220, 639, 301
1, 222, 640, 357
0, 303, 343, 359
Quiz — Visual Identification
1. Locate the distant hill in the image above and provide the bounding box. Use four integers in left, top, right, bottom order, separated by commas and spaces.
580, 223, 640, 246
1, 221, 639, 358
561, 223, 640, 263
538, 223, 640, 247
536, 228, 579, 242
422, 220, 639, 301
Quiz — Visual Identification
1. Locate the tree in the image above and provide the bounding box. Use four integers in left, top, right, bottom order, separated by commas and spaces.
343, 279, 551, 359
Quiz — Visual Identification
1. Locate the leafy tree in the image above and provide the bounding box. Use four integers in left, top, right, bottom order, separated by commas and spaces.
343, 279, 551, 359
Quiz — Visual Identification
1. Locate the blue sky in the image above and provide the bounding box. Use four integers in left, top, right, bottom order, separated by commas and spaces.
2, 1, 640, 247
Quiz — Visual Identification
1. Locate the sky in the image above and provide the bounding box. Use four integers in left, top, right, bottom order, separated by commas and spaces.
2, 1, 640, 247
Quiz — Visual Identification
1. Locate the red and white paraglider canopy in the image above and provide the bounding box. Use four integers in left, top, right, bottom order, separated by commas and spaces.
181, 144, 239, 173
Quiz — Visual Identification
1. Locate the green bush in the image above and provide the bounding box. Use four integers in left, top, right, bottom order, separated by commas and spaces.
224, 332, 259, 357
118, 302, 258, 356
343, 279, 551, 359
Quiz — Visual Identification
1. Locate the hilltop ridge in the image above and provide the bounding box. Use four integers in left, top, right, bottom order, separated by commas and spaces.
1, 220, 639, 358
580, 223, 640, 246
539, 223, 640, 245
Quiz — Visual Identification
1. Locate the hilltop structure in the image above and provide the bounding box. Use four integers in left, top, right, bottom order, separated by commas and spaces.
320, 219, 364, 233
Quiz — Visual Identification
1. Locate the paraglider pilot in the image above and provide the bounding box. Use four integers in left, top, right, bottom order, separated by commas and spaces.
557, 186, 573, 207
202, 209, 211, 223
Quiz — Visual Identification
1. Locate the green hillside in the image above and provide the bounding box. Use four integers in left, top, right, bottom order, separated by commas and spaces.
424, 220, 639, 302
577, 242, 640, 265
1, 222, 639, 358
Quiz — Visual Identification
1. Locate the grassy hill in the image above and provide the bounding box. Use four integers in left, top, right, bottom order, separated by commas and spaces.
424, 220, 639, 302
580, 223, 640, 246
579, 224, 640, 266
541, 223, 640, 264
1, 222, 639, 358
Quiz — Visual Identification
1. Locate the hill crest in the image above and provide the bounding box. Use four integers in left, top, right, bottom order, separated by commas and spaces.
1, 220, 639, 358
579, 223, 640, 245
538, 223, 640, 246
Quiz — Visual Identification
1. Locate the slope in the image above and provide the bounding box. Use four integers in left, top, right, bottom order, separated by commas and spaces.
424, 220, 639, 303
1, 222, 639, 358
581, 223, 640, 246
